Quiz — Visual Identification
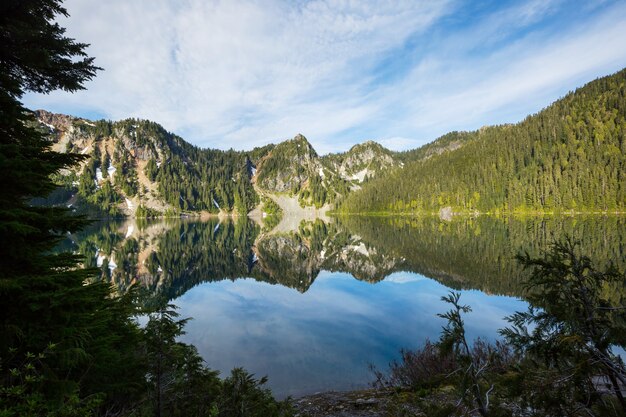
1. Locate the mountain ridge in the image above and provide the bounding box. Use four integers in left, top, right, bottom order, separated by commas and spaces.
36, 67, 626, 218
35, 110, 400, 218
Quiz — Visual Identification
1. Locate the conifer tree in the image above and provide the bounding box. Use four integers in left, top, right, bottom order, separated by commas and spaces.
0, 1, 143, 414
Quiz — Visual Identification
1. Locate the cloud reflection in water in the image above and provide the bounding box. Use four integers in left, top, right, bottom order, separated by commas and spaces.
176, 270, 527, 398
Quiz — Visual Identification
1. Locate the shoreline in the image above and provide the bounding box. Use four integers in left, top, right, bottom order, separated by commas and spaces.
87, 209, 626, 221
291, 387, 450, 417
330, 210, 626, 217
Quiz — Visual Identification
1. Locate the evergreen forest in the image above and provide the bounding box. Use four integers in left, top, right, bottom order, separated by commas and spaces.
339, 69, 626, 214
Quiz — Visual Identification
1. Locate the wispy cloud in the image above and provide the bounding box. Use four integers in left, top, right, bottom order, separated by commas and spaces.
23, 0, 626, 153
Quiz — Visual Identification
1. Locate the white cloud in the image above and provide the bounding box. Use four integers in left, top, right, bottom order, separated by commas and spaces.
23, 0, 452, 150
395, 2, 626, 140
22, 0, 626, 153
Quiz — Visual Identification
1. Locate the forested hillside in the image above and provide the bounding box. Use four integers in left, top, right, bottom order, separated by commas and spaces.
37, 111, 266, 216
339, 69, 626, 214
38, 114, 399, 216
38, 68, 626, 217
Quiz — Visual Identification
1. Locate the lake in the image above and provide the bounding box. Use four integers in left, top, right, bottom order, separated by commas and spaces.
62, 215, 626, 398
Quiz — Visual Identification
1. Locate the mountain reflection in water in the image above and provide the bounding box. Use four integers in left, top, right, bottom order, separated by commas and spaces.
61, 215, 625, 397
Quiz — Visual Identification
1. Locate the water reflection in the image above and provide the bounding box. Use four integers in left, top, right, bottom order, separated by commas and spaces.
176, 272, 526, 398
61, 215, 625, 397
64, 215, 626, 300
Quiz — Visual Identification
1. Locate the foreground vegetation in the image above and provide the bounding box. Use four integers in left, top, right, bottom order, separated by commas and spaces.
374, 241, 626, 416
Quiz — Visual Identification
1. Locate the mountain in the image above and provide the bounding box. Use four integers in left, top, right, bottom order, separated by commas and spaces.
254, 135, 400, 207
35, 112, 399, 217
322, 140, 400, 187
339, 68, 626, 214
35, 110, 264, 217
36, 68, 626, 218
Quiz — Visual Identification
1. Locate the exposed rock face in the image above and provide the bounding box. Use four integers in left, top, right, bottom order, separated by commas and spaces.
439, 206, 453, 221
331, 244, 398, 283
338, 141, 395, 177
322, 140, 399, 183
253, 134, 400, 210
36, 110, 139, 160
36, 109, 74, 133
119, 130, 159, 161
33, 111, 175, 215
256, 134, 322, 193
254, 135, 401, 194
36, 110, 92, 153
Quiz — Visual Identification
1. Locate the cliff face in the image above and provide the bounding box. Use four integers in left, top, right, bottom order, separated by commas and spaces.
253, 135, 400, 208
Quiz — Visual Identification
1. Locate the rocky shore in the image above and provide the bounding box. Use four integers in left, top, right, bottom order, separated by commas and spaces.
292, 388, 427, 417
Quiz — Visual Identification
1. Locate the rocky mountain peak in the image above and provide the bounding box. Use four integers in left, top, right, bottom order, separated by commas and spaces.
287, 134, 318, 157
350, 140, 382, 150
320, 139, 398, 184
35, 109, 78, 133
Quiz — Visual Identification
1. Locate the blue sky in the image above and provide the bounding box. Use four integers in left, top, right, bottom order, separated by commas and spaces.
23, 0, 626, 154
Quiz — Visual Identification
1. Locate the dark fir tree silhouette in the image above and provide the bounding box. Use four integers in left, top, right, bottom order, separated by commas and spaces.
0, 1, 146, 414
0, 3, 295, 416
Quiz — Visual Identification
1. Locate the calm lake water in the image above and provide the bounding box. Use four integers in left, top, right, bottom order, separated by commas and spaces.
63, 215, 625, 398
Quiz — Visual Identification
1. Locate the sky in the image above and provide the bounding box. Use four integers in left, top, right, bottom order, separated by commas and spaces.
23, 0, 626, 154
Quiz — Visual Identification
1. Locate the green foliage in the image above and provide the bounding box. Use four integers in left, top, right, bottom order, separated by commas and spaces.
255, 136, 351, 207
338, 215, 626, 296
100, 151, 110, 179
113, 148, 138, 197
303, 174, 327, 208
218, 368, 294, 417
0, 0, 125, 413
0, 348, 104, 417
256, 136, 315, 193
144, 158, 158, 182
262, 197, 282, 216
340, 69, 626, 214
88, 180, 123, 217
370, 340, 457, 390
47, 118, 266, 216
150, 132, 260, 213
90, 120, 112, 140
437, 293, 495, 417
1, 3, 290, 417
261, 197, 283, 232
501, 240, 626, 415
143, 305, 220, 417
135, 204, 160, 218
379, 243, 626, 416
139, 305, 293, 417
